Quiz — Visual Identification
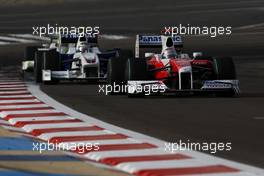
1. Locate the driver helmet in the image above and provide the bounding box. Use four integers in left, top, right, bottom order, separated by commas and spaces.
78, 44, 88, 53
162, 48, 177, 59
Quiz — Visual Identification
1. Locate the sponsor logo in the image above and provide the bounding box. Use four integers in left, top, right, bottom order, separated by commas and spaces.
203, 81, 232, 89
139, 35, 182, 44
176, 61, 191, 67
61, 33, 97, 39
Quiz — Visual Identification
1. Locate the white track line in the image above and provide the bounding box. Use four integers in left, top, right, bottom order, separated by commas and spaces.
39, 130, 115, 141
0, 99, 40, 104
22, 122, 94, 132
59, 139, 142, 151
0, 82, 25, 85
0, 104, 50, 109
190, 173, 256, 176
116, 159, 217, 173
86, 148, 168, 161
0, 91, 30, 94
0, 87, 27, 90
8, 116, 71, 125
62, 138, 141, 146
0, 85, 25, 88
0, 109, 61, 118
0, 95, 34, 98
0, 90, 28, 93
0, 82, 24, 84
2, 125, 26, 132
0, 119, 10, 125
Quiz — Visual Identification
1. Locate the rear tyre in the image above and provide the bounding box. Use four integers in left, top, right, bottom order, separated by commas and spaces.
25, 46, 41, 61
107, 57, 127, 85
23, 46, 41, 74
42, 49, 60, 70
107, 57, 127, 95
125, 58, 148, 80
107, 49, 133, 94
34, 50, 44, 83
35, 49, 60, 84
125, 58, 149, 97
42, 49, 60, 85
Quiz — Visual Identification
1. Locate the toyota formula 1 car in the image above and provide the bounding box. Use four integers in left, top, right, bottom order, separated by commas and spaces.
107, 35, 240, 97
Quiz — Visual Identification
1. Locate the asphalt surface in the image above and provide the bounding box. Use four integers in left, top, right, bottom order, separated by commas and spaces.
0, 0, 263, 169
0, 0, 263, 34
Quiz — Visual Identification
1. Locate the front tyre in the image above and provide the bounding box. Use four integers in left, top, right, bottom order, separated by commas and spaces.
213, 57, 236, 80
212, 57, 237, 97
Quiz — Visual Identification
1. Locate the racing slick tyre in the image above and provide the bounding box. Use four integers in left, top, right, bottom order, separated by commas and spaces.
212, 57, 237, 97
107, 57, 127, 94
22, 46, 41, 77
42, 49, 60, 85
42, 49, 60, 70
107, 49, 133, 94
34, 50, 45, 83
125, 58, 148, 80
21, 46, 41, 75
213, 57, 236, 80
125, 58, 149, 97
25, 46, 41, 61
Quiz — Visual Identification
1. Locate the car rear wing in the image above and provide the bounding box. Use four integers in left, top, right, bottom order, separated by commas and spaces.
60, 34, 98, 44
60, 34, 79, 44
135, 34, 183, 58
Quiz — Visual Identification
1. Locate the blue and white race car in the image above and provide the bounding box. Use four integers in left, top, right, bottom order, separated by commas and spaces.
23, 33, 119, 83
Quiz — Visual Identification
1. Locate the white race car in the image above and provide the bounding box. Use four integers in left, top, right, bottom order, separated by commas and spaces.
22, 33, 118, 83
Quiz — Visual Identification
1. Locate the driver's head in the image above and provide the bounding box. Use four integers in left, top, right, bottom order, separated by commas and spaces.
78, 45, 88, 53
161, 36, 183, 59
162, 48, 177, 59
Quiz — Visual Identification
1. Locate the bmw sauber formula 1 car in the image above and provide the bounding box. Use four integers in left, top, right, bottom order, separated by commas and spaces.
41, 34, 118, 83
107, 35, 240, 97
23, 34, 119, 83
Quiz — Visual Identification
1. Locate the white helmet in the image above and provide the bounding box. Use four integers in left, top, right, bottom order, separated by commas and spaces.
162, 48, 177, 59
78, 44, 88, 53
